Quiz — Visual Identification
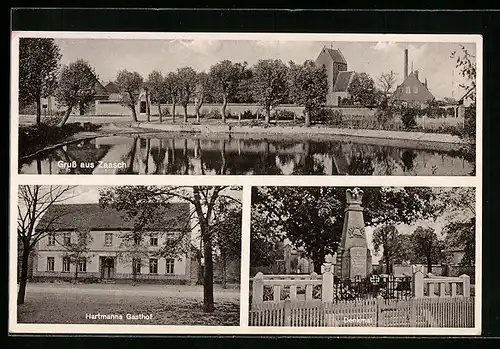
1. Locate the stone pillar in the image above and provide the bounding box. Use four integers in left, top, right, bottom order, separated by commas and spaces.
338, 188, 372, 280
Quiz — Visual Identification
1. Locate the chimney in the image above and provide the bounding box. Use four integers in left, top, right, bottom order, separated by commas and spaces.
424, 78, 428, 89
404, 49, 408, 79
415, 70, 419, 81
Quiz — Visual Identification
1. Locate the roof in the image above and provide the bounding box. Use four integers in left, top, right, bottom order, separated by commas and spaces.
333, 71, 356, 92
323, 48, 347, 64
104, 81, 120, 94
36, 203, 191, 232
94, 80, 109, 97
458, 87, 475, 101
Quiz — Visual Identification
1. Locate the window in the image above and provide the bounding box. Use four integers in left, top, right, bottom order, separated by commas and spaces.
47, 233, 55, 246
105, 233, 113, 246
149, 258, 158, 274
150, 233, 158, 246
165, 259, 175, 274
133, 236, 141, 246
405, 86, 411, 94
133, 258, 141, 274
78, 259, 87, 272
63, 233, 71, 246
413, 86, 418, 94
46, 257, 55, 271
166, 232, 176, 246
62, 257, 71, 272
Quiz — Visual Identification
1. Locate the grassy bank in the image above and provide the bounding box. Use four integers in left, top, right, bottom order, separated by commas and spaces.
18, 121, 102, 158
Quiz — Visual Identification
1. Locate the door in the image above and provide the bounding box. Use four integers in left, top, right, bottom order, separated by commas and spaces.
140, 101, 147, 114
100, 257, 115, 279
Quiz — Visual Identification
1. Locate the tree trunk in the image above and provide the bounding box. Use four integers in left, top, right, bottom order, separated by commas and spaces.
36, 159, 42, 174
131, 104, 138, 122
427, 257, 433, 274
172, 102, 176, 123
195, 101, 201, 124
74, 260, 79, 284
203, 231, 215, 312
17, 243, 30, 305
222, 251, 227, 289
158, 102, 162, 123
57, 106, 73, 127
132, 267, 137, 286
312, 253, 322, 274
222, 95, 227, 123
183, 104, 188, 123
385, 256, 391, 274
146, 90, 151, 122
265, 106, 270, 124
36, 97, 42, 125
79, 103, 85, 115
305, 109, 311, 127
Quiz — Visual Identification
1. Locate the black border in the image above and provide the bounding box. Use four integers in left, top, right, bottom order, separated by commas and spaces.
8, 7, 500, 345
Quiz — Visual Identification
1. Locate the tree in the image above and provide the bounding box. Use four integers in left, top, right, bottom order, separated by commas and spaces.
211, 201, 242, 288
17, 185, 76, 304
147, 70, 165, 122
60, 229, 93, 283
116, 234, 150, 286
252, 186, 436, 273
54, 59, 98, 127
251, 59, 289, 124
209, 60, 247, 123
115, 70, 144, 122
194, 72, 212, 123
288, 60, 328, 127
348, 72, 378, 107
377, 70, 398, 95
99, 185, 241, 312
411, 226, 445, 273
372, 224, 411, 273
176, 67, 198, 123
19, 38, 61, 125
164, 72, 180, 123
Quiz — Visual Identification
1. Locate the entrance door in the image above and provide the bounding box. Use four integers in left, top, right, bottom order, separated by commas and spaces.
140, 101, 147, 114
100, 257, 115, 279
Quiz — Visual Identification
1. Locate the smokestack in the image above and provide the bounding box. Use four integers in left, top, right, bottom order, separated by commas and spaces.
415, 70, 419, 81
424, 77, 427, 88
404, 49, 408, 79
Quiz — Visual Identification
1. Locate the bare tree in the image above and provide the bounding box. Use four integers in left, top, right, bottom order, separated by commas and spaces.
17, 185, 77, 304
377, 70, 398, 95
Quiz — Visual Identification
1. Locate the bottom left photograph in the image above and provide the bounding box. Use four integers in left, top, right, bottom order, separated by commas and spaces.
15, 185, 242, 326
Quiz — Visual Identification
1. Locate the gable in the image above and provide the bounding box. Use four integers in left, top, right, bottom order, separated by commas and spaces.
94, 80, 109, 96
316, 47, 347, 65
36, 203, 191, 232
393, 72, 434, 102
104, 81, 120, 94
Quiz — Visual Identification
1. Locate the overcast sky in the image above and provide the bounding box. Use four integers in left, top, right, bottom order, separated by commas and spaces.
54, 39, 476, 100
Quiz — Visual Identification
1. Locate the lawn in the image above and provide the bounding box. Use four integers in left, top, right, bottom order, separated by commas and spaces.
17, 287, 240, 326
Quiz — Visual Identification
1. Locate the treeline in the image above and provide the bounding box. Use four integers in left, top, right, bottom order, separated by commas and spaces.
19, 38, 329, 127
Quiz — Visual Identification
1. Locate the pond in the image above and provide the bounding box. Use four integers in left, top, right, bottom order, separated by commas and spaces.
19, 133, 474, 176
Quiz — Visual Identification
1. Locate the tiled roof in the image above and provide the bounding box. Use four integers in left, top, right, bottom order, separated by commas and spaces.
333, 71, 356, 92
36, 203, 191, 232
104, 81, 120, 94
325, 48, 347, 64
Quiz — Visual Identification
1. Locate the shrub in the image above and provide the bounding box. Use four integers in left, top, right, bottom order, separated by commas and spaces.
272, 109, 298, 121
204, 109, 222, 119
314, 108, 343, 126
401, 106, 418, 129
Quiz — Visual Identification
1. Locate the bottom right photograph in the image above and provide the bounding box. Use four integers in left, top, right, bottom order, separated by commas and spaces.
249, 186, 477, 328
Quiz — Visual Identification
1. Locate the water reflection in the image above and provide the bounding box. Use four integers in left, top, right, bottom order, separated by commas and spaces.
19, 134, 473, 176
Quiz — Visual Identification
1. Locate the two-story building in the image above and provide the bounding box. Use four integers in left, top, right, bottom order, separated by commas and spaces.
33, 202, 195, 284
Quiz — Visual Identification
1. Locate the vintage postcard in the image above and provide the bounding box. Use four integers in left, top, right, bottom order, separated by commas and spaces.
9, 31, 481, 336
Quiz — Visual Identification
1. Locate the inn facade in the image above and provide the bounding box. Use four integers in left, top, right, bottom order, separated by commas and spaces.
33, 202, 195, 284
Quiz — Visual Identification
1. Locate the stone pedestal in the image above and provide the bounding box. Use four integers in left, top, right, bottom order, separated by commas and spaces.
337, 188, 372, 280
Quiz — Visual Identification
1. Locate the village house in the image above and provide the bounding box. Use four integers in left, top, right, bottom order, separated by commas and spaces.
32, 202, 196, 284
392, 49, 435, 108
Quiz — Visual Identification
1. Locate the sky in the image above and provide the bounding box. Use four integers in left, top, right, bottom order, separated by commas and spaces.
53, 38, 476, 100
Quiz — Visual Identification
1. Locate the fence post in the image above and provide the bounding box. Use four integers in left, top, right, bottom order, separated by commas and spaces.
322, 268, 334, 303
460, 274, 471, 297
284, 299, 291, 326
413, 271, 424, 298
253, 272, 264, 305
409, 298, 416, 326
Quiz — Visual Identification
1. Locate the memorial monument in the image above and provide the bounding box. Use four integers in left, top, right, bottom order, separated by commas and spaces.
335, 188, 372, 280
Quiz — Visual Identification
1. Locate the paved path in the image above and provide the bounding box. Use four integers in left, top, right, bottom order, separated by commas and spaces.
22, 283, 240, 300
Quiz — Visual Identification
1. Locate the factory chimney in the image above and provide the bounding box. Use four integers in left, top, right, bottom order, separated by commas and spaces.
404, 49, 408, 79
415, 70, 419, 81
424, 78, 428, 89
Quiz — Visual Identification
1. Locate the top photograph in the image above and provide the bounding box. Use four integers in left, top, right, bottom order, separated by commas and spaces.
14, 33, 479, 176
